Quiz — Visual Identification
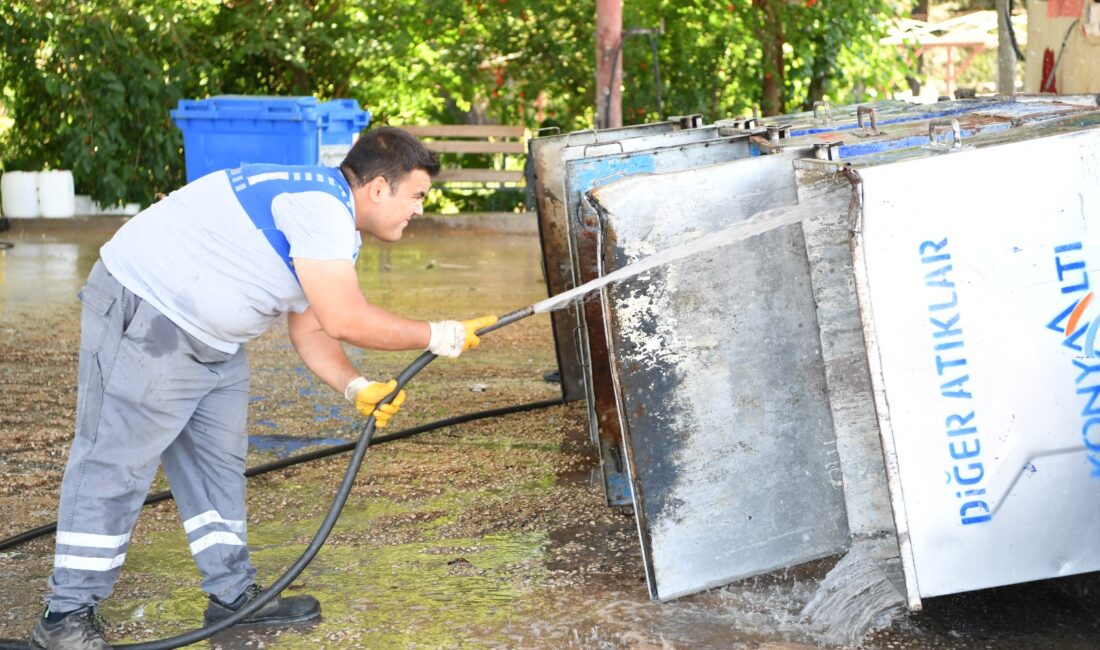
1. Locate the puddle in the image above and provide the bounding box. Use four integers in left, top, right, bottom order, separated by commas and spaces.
249, 434, 349, 458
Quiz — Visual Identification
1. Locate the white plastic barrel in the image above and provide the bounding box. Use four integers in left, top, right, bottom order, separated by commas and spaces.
38, 170, 76, 218
1, 171, 42, 218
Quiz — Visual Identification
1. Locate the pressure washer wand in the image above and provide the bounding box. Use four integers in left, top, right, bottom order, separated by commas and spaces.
382, 307, 536, 400
0, 305, 542, 650
479, 306, 536, 334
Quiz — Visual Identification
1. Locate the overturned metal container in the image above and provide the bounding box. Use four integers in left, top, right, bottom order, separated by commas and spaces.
799, 109, 1100, 608
584, 99, 1100, 607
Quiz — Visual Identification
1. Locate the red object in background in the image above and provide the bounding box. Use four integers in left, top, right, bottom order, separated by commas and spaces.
1048, 0, 1084, 18
1041, 48, 1058, 93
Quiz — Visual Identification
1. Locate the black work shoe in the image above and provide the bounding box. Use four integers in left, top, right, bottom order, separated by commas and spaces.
30, 607, 111, 650
203, 584, 321, 627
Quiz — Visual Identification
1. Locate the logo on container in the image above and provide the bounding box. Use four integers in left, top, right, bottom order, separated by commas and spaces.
1046, 242, 1100, 476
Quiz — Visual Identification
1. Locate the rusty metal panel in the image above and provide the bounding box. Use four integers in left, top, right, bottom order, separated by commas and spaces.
562, 135, 756, 506
587, 154, 849, 601
529, 122, 680, 402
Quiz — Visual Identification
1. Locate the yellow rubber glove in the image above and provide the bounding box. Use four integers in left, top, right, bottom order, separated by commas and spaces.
427, 315, 498, 357
344, 378, 407, 428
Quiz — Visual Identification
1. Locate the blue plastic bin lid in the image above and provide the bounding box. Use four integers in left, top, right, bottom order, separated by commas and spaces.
317, 99, 371, 129
171, 96, 321, 123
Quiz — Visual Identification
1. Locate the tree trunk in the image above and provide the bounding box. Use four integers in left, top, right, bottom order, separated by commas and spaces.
755, 0, 785, 116
596, 0, 623, 128
996, 0, 1016, 95
802, 52, 831, 112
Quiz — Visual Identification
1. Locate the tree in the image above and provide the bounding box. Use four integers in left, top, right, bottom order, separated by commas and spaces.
0, 0, 913, 207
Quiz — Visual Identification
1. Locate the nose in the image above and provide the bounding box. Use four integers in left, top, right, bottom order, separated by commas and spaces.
413, 198, 424, 215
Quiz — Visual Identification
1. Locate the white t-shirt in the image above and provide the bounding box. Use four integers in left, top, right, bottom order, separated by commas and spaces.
100, 170, 360, 353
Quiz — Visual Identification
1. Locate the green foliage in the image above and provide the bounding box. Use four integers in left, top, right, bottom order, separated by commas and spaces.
0, 0, 913, 208
618, 0, 912, 119
0, 1, 204, 206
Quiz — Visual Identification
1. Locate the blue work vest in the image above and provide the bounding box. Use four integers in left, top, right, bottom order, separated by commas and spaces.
225, 164, 357, 281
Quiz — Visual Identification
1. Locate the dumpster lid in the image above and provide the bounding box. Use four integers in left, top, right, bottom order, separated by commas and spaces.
171, 95, 320, 122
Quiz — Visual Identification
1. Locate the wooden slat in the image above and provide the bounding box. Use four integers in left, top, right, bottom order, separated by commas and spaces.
420, 141, 523, 156
421, 140, 526, 154
398, 124, 525, 138
435, 169, 525, 183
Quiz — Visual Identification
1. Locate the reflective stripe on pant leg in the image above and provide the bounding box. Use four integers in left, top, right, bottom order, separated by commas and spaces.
161, 341, 254, 603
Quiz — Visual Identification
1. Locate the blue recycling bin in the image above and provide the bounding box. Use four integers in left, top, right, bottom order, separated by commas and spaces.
171, 95, 322, 182
172, 96, 372, 181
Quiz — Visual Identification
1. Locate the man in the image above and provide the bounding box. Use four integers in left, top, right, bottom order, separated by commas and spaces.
30, 126, 495, 649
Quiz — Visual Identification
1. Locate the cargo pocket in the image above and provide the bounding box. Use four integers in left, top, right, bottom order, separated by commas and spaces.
77, 281, 118, 354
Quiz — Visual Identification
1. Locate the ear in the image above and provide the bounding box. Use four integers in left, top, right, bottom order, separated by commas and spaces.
365, 176, 389, 203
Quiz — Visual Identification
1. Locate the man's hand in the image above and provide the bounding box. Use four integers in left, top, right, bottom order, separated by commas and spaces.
427, 315, 498, 358
345, 377, 407, 428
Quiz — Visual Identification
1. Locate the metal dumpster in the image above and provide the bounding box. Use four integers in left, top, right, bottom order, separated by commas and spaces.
583, 99, 1100, 606
795, 108, 1100, 609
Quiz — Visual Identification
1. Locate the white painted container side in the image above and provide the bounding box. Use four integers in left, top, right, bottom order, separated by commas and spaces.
853, 127, 1100, 602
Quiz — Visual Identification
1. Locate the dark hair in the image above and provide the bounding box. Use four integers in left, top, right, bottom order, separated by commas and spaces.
339, 126, 440, 189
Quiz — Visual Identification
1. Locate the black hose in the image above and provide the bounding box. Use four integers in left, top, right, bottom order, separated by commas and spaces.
600, 28, 664, 128
0, 312, 544, 649
1006, 0, 1025, 62
0, 396, 563, 553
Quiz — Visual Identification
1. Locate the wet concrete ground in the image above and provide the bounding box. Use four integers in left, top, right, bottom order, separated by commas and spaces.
1, 216, 1099, 649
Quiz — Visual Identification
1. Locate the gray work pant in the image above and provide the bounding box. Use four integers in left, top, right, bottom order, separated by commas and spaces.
47, 260, 256, 612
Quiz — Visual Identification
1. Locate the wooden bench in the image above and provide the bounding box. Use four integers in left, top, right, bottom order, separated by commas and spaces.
396, 124, 526, 185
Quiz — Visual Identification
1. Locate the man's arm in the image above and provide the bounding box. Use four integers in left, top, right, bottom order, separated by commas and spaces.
293, 257, 431, 351
289, 307, 408, 427
286, 306, 361, 393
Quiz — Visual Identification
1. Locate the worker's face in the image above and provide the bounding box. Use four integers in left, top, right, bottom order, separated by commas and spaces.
357, 169, 431, 241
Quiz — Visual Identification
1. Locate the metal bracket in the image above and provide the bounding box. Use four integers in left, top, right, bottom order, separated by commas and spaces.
590, 170, 627, 188
855, 106, 881, 137
565, 129, 597, 145
670, 114, 704, 129
583, 141, 624, 157
766, 124, 792, 143
573, 325, 589, 369
927, 118, 963, 149
714, 117, 758, 131
812, 141, 842, 161
813, 100, 833, 124
749, 134, 783, 155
